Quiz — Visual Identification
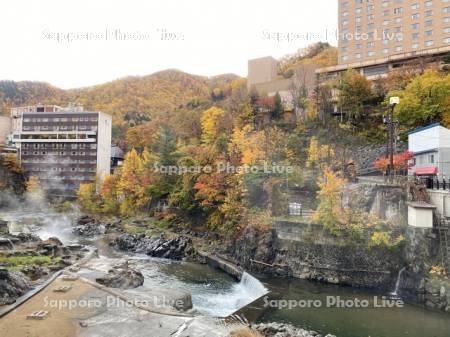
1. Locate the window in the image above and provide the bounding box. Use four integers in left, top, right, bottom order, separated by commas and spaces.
425, 40, 434, 47
429, 154, 435, 164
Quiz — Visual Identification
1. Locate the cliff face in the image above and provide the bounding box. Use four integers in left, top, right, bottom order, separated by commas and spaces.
229, 223, 404, 290
0, 156, 26, 205
229, 222, 450, 313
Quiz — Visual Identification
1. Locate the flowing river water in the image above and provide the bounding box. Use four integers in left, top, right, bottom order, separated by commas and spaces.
2, 209, 450, 337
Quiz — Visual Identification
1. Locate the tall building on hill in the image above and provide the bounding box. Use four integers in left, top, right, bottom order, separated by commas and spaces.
318, 0, 450, 80
10, 105, 112, 197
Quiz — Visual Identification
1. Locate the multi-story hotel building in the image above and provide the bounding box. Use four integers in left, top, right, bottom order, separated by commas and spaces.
10, 105, 112, 196
318, 0, 450, 80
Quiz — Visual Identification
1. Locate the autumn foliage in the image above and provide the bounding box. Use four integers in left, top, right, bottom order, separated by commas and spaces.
373, 151, 415, 173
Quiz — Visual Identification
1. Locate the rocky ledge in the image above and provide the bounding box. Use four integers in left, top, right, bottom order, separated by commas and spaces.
72, 215, 109, 237
95, 261, 144, 289
112, 233, 194, 260
252, 323, 336, 337
0, 268, 31, 305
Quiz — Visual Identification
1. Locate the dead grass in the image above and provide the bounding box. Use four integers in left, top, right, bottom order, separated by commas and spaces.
230, 327, 264, 337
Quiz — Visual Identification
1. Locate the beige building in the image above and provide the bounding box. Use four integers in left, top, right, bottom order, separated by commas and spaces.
247, 56, 319, 117
331, 0, 450, 78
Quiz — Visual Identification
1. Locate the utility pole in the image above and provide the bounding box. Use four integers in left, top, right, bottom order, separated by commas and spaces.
387, 97, 400, 183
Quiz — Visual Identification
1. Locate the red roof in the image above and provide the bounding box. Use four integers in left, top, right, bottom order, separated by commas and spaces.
415, 166, 438, 175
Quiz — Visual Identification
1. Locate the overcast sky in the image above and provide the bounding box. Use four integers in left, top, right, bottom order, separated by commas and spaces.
1, 0, 337, 89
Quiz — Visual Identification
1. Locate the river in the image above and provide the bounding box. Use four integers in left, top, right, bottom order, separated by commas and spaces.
2, 209, 450, 337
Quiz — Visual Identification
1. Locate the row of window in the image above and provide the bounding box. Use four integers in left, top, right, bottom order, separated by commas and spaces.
28, 166, 96, 173
23, 117, 98, 123
342, 30, 444, 48
342, 36, 443, 52
342, 1, 449, 13
22, 159, 97, 164
23, 125, 98, 131
22, 151, 97, 156
23, 143, 97, 149
342, 12, 445, 26
341, 37, 450, 61
26, 174, 96, 181
342, 18, 449, 37
416, 154, 436, 165
20, 134, 96, 140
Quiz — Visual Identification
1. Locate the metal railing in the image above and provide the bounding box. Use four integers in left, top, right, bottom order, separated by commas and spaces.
418, 177, 450, 191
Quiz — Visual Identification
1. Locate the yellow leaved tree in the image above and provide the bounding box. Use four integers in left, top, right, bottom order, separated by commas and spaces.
312, 168, 347, 235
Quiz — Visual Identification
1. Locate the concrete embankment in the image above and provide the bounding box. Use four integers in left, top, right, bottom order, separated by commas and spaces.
197, 250, 243, 280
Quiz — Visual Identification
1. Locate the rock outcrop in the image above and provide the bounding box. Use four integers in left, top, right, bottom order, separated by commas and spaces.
73, 215, 107, 237
0, 268, 31, 305
37, 237, 65, 256
229, 223, 404, 289
252, 322, 336, 337
0, 220, 9, 235
95, 261, 144, 289
112, 234, 194, 260
73, 222, 106, 237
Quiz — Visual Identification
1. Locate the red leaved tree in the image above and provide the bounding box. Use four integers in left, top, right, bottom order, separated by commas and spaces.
373, 151, 415, 173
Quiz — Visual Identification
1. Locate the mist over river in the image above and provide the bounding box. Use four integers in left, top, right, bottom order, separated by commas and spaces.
2, 209, 450, 337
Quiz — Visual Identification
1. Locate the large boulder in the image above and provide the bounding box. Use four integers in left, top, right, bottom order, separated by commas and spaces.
72, 222, 106, 237
0, 268, 31, 305
37, 237, 65, 256
95, 261, 144, 289
77, 215, 95, 225
112, 234, 193, 260
0, 220, 9, 235
0, 237, 15, 250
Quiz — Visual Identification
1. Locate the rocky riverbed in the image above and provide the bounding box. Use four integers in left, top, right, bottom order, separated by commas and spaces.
252, 323, 336, 337
0, 217, 90, 305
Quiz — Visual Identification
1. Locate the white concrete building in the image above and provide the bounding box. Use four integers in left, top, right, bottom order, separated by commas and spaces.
10, 105, 112, 196
408, 124, 450, 179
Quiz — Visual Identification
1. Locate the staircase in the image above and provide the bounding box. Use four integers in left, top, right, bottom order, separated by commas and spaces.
437, 218, 450, 273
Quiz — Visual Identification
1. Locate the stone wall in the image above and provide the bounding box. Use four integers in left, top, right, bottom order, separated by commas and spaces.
343, 183, 408, 225
230, 223, 404, 290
